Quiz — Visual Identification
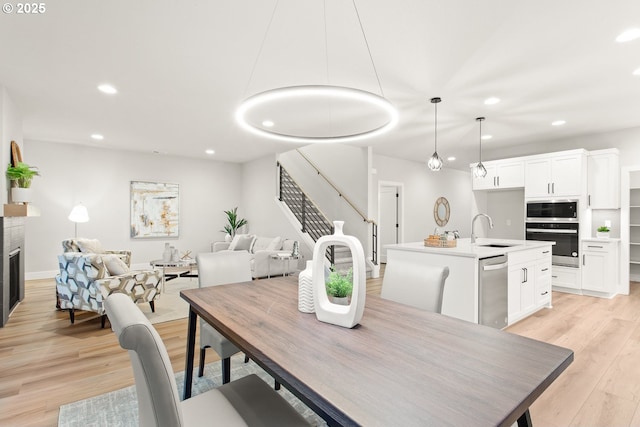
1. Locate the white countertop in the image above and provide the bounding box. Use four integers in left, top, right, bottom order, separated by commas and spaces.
385, 238, 554, 259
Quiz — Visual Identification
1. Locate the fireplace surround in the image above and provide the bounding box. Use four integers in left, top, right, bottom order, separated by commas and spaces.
1, 217, 25, 327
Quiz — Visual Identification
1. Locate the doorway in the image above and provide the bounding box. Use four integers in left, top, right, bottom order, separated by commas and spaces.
378, 182, 403, 263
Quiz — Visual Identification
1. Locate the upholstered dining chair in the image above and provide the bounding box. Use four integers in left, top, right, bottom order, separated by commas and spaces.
196, 251, 252, 383
380, 260, 450, 313
104, 293, 309, 427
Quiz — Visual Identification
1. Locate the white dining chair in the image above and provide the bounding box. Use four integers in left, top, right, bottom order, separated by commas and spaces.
381, 260, 449, 313
196, 251, 252, 383
104, 293, 309, 427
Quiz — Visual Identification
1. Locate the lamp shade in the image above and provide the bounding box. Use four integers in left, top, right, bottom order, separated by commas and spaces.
68, 204, 90, 223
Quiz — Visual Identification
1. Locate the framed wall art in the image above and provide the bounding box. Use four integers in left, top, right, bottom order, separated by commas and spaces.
130, 181, 179, 238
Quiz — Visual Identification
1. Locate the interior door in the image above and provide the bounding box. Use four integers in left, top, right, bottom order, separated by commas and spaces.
379, 185, 399, 263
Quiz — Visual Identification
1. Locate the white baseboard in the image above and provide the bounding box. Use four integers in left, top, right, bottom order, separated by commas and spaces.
26, 270, 58, 280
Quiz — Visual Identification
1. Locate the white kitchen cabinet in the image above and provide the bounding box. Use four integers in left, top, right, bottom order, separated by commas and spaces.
472, 160, 524, 191
581, 239, 619, 297
508, 247, 552, 325
525, 152, 584, 198
552, 265, 581, 292
587, 150, 620, 209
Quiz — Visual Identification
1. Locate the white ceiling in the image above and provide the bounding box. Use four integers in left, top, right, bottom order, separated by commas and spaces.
1, 0, 639, 169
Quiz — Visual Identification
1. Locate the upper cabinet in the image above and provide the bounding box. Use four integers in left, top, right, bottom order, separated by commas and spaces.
524, 151, 585, 198
472, 159, 524, 191
587, 149, 620, 209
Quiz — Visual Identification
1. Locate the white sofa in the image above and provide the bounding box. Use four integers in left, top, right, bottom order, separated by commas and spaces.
212, 234, 299, 279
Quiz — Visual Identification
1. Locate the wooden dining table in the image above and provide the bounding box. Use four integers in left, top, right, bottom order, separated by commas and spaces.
180, 276, 573, 427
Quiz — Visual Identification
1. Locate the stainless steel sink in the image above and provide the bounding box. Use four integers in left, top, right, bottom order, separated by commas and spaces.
478, 244, 515, 248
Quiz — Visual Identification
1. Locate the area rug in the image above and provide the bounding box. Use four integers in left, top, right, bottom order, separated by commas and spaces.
58, 353, 326, 426
138, 277, 198, 325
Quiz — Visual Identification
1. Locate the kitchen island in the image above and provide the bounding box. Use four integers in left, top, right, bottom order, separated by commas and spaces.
384, 238, 554, 326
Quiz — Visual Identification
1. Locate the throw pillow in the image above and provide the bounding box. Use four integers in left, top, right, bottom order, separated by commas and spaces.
76, 238, 105, 254
102, 254, 131, 276
265, 236, 282, 251
229, 234, 255, 251
252, 236, 282, 252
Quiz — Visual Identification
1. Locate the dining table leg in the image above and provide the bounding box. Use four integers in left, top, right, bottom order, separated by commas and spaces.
183, 307, 197, 400
517, 409, 532, 427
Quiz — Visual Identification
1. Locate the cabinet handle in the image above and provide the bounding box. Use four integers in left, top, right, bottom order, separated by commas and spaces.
582, 254, 585, 266
547, 183, 551, 194
524, 267, 528, 283
588, 195, 591, 207
542, 250, 550, 254
552, 182, 555, 194
493, 176, 496, 187
541, 291, 549, 295
588, 245, 603, 248
497, 176, 500, 187
552, 275, 558, 278
542, 268, 549, 272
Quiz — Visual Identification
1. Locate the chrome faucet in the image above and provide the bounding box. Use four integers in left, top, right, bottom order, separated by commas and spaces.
471, 213, 494, 244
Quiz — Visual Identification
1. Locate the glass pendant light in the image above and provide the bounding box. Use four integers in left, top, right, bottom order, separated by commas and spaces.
427, 97, 443, 171
473, 117, 487, 178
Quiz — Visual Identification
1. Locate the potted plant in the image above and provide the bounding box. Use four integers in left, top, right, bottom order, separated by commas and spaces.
596, 226, 610, 238
220, 207, 248, 241
6, 162, 40, 203
326, 267, 353, 305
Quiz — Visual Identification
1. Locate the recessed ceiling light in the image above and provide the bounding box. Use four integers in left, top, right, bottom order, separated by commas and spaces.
447, 156, 456, 161
91, 134, 104, 140
616, 28, 640, 43
205, 149, 215, 155
262, 120, 274, 127
552, 120, 566, 126
633, 67, 640, 76
484, 97, 500, 105
97, 84, 117, 94
481, 135, 492, 140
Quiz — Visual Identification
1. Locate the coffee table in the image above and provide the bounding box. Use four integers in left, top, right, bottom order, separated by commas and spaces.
150, 259, 198, 290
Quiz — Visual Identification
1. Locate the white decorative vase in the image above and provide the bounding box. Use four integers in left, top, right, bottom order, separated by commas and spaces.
11, 187, 31, 204
298, 260, 315, 313
312, 221, 366, 328
171, 247, 179, 262
162, 243, 172, 261
596, 232, 610, 238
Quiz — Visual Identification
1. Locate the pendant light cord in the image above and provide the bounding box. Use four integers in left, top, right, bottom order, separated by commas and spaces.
478, 119, 483, 162
352, 0, 385, 97
434, 101, 438, 152
242, 0, 280, 98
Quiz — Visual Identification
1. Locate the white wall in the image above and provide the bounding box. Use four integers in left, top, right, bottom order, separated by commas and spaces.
1, 86, 24, 203
486, 190, 525, 240
240, 154, 311, 267
372, 154, 475, 247
24, 140, 243, 277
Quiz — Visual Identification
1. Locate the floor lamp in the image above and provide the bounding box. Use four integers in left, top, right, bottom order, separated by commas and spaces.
68, 204, 90, 238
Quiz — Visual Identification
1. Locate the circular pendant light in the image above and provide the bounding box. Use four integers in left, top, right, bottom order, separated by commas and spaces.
235, 85, 398, 143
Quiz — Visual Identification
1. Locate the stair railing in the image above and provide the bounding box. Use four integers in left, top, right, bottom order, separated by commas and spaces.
278, 163, 335, 264
278, 157, 378, 265
293, 149, 378, 265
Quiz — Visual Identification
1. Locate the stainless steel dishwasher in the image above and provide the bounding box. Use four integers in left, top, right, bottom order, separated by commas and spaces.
478, 255, 508, 329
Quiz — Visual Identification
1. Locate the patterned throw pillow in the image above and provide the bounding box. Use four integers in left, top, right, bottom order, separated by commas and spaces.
76, 238, 105, 254
102, 254, 130, 275
229, 234, 255, 251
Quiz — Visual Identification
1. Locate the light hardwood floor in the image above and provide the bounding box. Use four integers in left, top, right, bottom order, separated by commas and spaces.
0, 274, 639, 426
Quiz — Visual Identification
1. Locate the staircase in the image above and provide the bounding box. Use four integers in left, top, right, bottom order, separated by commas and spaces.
277, 162, 377, 276
278, 165, 336, 265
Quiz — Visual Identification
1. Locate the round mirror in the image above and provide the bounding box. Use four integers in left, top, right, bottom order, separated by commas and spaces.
434, 197, 450, 227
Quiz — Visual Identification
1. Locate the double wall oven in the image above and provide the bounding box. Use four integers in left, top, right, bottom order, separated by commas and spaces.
526, 200, 579, 267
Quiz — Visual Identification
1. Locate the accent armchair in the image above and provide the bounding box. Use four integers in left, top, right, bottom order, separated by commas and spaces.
56, 238, 162, 328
